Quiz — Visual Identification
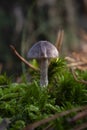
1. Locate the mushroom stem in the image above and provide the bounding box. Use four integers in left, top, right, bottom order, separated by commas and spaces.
40, 58, 48, 86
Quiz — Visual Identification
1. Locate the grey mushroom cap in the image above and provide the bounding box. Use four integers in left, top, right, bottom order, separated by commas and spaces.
27, 41, 59, 59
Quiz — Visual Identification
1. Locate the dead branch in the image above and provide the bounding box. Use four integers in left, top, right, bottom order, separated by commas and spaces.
43, 124, 54, 130
10, 45, 40, 71
73, 122, 87, 130
68, 110, 87, 123
23, 106, 87, 130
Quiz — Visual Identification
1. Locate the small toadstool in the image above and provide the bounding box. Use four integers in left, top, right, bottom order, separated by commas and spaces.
27, 41, 59, 87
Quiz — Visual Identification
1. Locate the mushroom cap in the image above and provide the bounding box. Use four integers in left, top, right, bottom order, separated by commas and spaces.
27, 41, 59, 59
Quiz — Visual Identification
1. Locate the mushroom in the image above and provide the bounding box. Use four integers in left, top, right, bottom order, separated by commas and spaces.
27, 41, 59, 87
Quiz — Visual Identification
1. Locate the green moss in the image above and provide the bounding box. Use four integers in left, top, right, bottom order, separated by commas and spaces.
0, 58, 87, 129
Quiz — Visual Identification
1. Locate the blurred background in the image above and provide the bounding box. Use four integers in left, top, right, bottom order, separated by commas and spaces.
0, 0, 87, 76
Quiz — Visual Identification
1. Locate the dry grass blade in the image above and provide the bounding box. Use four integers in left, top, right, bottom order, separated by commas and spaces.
10, 45, 39, 71
65, 56, 87, 68
65, 52, 87, 71
23, 106, 87, 130
72, 52, 87, 63
55, 29, 64, 52
67, 62, 86, 68
65, 57, 76, 62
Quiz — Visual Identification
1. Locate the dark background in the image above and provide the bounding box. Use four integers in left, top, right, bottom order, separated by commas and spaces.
0, 0, 87, 76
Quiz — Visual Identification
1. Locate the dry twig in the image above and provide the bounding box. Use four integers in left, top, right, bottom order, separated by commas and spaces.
10, 45, 39, 71
23, 106, 87, 130
68, 110, 87, 123
73, 122, 87, 130
43, 124, 54, 130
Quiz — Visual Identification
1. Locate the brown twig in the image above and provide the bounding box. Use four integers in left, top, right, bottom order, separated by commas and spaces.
10, 45, 40, 71
73, 122, 87, 130
71, 68, 87, 84
55, 29, 64, 52
68, 110, 87, 123
43, 123, 54, 130
23, 106, 87, 130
